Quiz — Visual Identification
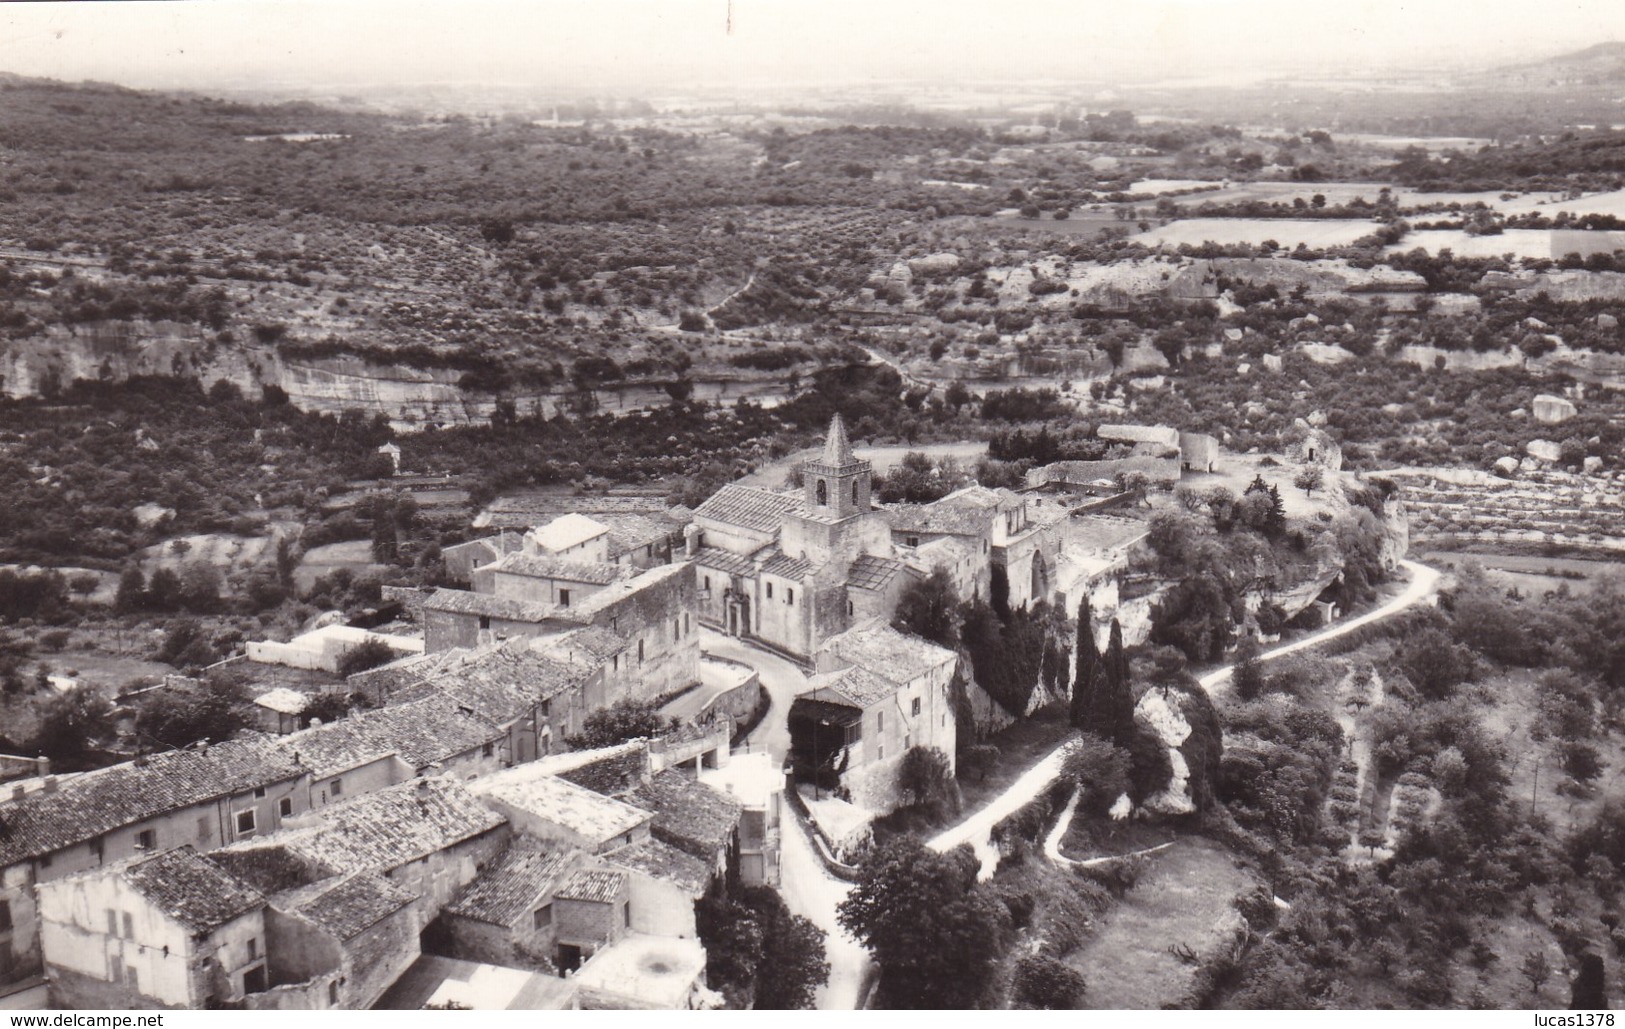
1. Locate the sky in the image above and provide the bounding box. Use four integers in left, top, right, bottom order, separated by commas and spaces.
0, 0, 1619, 95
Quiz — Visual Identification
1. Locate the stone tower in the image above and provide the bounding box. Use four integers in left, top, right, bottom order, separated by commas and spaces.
802, 414, 871, 520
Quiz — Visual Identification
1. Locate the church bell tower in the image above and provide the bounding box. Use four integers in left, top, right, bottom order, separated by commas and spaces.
803, 414, 871, 521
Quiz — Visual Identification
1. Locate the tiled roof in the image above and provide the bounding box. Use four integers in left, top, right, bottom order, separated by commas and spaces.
594, 514, 681, 558
421, 589, 556, 622
391, 644, 590, 726
445, 842, 573, 926
254, 687, 310, 715
846, 554, 913, 592
761, 551, 811, 580
606, 838, 712, 895
560, 751, 647, 796
123, 846, 264, 933
823, 624, 955, 685
806, 665, 898, 709
1098, 424, 1180, 448
694, 547, 758, 578
694, 485, 800, 534
528, 513, 611, 553
205, 844, 324, 895
292, 872, 416, 940
625, 771, 741, 860
535, 626, 628, 663
472, 769, 651, 845
236, 777, 505, 875
887, 503, 992, 537
478, 494, 674, 531
567, 562, 692, 620
285, 694, 501, 777
488, 551, 627, 586
554, 868, 627, 904
0, 735, 305, 867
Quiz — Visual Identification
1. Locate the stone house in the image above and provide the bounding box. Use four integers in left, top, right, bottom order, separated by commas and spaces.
620, 771, 742, 881
471, 769, 653, 855
697, 752, 783, 887
282, 693, 508, 809
903, 485, 1070, 611
36, 846, 269, 1009
435, 841, 582, 971
251, 689, 309, 736
1178, 431, 1220, 473
790, 625, 959, 813
220, 777, 510, 928
0, 736, 310, 991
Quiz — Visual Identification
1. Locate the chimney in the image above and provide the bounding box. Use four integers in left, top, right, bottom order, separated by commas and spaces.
36, 757, 49, 777
683, 523, 700, 559
10, 784, 24, 802
42, 776, 59, 795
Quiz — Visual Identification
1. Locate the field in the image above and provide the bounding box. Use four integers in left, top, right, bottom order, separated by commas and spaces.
1067, 837, 1255, 1009
1137, 218, 1381, 248
293, 540, 386, 592
1386, 228, 1625, 259
960, 210, 1127, 239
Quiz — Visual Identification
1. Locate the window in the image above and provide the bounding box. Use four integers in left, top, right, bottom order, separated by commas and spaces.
106, 910, 118, 937
684, 613, 690, 634
235, 809, 257, 836
197, 815, 210, 841
905, 535, 919, 548
478, 615, 491, 631
108, 957, 122, 983
638, 639, 645, 664
482, 742, 495, 758
766, 582, 773, 600
248, 938, 259, 961
135, 829, 156, 851
703, 575, 711, 591
847, 600, 854, 616
624, 903, 632, 928
122, 913, 133, 940
253, 787, 266, 799
558, 588, 571, 608
911, 697, 921, 717
38, 853, 51, 869
877, 712, 885, 732
853, 480, 860, 504
816, 480, 828, 506
674, 617, 680, 639
786, 588, 794, 605
328, 980, 340, 1006
612, 654, 619, 672
878, 743, 885, 761
533, 904, 553, 931
330, 778, 344, 797
905, 734, 911, 750
0, 899, 11, 932
279, 797, 293, 817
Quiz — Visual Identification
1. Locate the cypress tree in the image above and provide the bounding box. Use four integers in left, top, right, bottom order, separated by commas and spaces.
1070, 600, 1098, 729
1102, 618, 1135, 747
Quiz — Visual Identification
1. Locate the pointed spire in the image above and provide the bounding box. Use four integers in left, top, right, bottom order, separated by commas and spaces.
822, 413, 854, 465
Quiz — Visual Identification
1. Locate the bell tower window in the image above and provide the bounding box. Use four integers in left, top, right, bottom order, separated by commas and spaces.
816, 480, 828, 506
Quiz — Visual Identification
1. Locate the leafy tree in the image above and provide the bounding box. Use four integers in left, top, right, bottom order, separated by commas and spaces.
1232, 635, 1265, 700
146, 567, 183, 613
838, 838, 1011, 1009
1402, 628, 1475, 700
301, 690, 354, 725
114, 566, 147, 613
1062, 732, 1131, 816
1521, 950, 1552, 996
153, 618, 221, 669
30, 685, 114, 768
897, 746, 959, 817
336, 638, 397, 677
1096, 618, 1135, 747
1011, 953, 1087, 1009
566, 697, 674, 750
136, 674, 252, 749
1294, 466, 1324, 496
697, 885, 828, 1009
891, 568, 959, 648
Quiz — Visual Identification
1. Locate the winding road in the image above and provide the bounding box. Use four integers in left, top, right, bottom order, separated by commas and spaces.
719, 558, 1441, 1008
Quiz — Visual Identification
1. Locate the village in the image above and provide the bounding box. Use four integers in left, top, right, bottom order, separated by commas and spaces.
0, 407, 1395, 1011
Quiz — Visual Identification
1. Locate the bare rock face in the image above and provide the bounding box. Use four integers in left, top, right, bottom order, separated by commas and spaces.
1533, 394, 1578, 424
1262, 353, 1284, 373
1493, 456, 1521, 477
1584, 455, 1605, 475
1136, 690, 1195, 816
1526, 439, 1563, 464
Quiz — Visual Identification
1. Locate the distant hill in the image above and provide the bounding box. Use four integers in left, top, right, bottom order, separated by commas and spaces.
1465, 41, 1625, 90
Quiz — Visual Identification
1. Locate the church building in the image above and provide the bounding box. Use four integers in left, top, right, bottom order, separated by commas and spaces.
688, 416, 917, 662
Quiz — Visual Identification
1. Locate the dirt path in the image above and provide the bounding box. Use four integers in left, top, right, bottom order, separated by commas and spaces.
930, 560, 1440, 873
